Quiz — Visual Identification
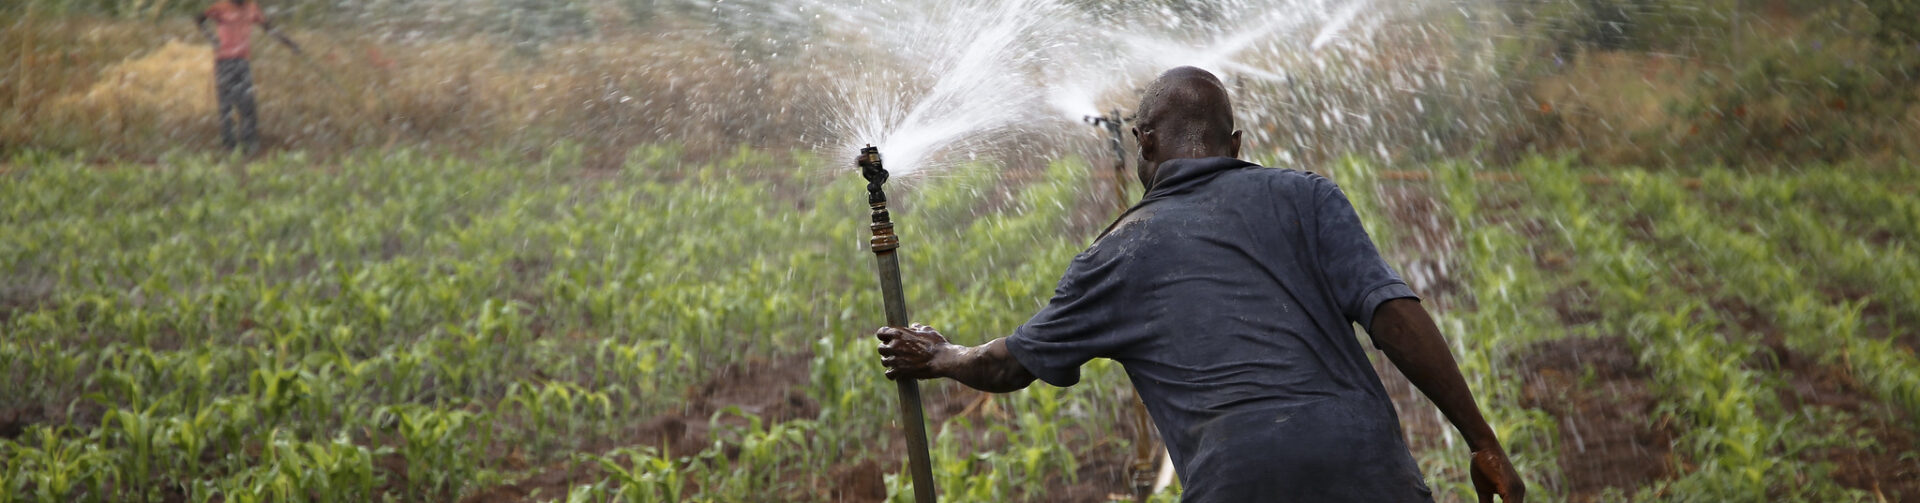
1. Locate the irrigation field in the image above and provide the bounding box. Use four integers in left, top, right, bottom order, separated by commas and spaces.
2, 148, 1917, 502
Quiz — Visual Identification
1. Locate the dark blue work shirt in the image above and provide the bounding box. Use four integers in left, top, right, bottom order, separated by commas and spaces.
1004, 157, 1433, 502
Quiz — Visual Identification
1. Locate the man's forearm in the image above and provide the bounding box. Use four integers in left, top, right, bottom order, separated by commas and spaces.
934, 337, 1036, 393
196, 17, 216, 43
261, 21, 300, 52
1371, 299, 1503, 452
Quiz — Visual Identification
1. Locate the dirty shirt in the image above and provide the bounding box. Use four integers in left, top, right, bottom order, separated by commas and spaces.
1004, 157, 1432, 502
205, 1, 264, 60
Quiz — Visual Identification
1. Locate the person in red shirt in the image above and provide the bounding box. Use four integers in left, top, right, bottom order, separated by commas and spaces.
196, 0, 299, 153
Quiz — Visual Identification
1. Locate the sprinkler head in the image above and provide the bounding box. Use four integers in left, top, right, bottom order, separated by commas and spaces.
859, 144, 887, 189
858, 144, 888, 204
1083, 109, 1127, 134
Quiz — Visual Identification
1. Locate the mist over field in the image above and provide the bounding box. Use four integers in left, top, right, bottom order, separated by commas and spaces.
3, 0, 1918, 502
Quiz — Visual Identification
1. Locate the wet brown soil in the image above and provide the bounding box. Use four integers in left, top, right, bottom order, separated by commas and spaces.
1711, 273, 1920, 500
1761, 337, 1920, 501
463, 353, 820, 503
0, 406, 47, 440
462, 351, 1138, 503
0, 281, 52, 326
1374, 172, 1920, 501
0, 401, 105, 441
1517, 335, 1675, 501
1377, 177, 1675, 498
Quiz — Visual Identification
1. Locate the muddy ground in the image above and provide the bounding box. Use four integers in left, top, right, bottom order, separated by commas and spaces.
459, 351, 1140, 503
1375, 178, 1920, 502
455, 175, 1920, 502
10, 167, 1916, 502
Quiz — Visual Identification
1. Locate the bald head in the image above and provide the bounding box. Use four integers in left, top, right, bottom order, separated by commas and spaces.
1132, 67, 1241, 186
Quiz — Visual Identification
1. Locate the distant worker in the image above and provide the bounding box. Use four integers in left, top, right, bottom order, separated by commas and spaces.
196, 0, 300, 154
874, 66, 1524, 502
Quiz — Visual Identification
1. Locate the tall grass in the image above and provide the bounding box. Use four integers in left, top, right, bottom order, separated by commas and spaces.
1504, 0, 1920, 167
2, 12, 855, 162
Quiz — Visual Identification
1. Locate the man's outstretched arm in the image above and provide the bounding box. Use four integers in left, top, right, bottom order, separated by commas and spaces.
876, 324, 1036, 393
1370, 298, 1526, 503
261, 18, 302, 54
195, 13, 217, 45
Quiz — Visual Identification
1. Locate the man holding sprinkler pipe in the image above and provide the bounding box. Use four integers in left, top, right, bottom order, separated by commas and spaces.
875, 66, 1524, 502
197, 0, 300, 154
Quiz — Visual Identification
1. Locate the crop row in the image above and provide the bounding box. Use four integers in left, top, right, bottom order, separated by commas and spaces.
7, 146, 1910, 501
1466, 159, 1917, 501
0, 146, 1150, 502
1341, 159, 1569, 500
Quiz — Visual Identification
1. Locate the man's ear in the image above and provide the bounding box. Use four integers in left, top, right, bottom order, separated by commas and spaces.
1134, 127, 1155, 161
1228, 129, 1242, 158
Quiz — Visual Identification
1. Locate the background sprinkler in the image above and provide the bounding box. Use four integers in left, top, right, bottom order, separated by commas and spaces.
1082, 109, 1167, 503
1084, 110, 1130, 210
1083, 109, 1171, 503
858, 145, 939, 503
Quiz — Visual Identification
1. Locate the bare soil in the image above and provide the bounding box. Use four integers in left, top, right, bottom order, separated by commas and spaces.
0, 400, 105, 441
0, 406, 47, 440
1376, 171, 1920, 501
1517, 335, 1676, 501
0, 280, 53, 328
1760, 335, 1920, 501
463, 353, 820, 503
1714, 277, 1920, 500
462, 351, 1139, 502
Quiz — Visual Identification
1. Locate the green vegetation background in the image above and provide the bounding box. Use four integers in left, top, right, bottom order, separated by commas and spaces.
5, 146, 1918, 501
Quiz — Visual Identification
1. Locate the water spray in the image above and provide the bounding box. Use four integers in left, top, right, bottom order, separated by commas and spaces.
858, 145, 939, 503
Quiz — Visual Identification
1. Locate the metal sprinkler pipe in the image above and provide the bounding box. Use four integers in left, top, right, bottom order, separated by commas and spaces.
858, 145, 939, 503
